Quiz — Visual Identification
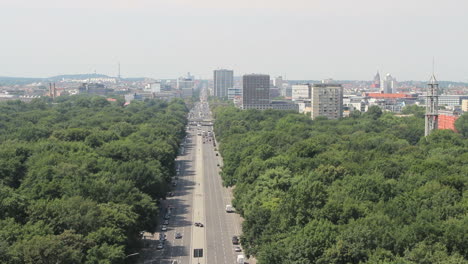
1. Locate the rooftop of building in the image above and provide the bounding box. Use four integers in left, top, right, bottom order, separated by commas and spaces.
313, 83, 342, 87
365, 93, 415, 99
243, 74, 270, 77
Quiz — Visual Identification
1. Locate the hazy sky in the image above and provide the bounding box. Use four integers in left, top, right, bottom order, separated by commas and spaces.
0, 0, 467, 81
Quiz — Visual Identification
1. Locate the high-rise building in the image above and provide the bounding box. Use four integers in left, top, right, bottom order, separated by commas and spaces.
274, 76, 283, 87
425, 74, 439, 136
214, 69, 234, 98
372, 71, 381, 88
284, 85, 292, 98
291, 84, 311, 101
382, 73, 397, 93
311, 83, 343, 120
242, 74, 270, 109
177, 75, 194, 98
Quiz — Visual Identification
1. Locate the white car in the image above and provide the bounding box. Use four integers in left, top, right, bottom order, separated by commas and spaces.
161, 225, 167, 231
234, 246, 242, 252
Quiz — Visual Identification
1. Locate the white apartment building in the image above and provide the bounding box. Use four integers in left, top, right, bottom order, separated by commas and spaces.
311, 83, 344, 120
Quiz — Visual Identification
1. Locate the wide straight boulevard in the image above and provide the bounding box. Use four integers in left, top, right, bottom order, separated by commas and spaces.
140, 96, 245, 264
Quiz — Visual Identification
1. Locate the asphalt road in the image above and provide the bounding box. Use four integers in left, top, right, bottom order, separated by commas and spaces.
141, 99, 245, 264
139, 128, 196, 264
203, 129, 244, 264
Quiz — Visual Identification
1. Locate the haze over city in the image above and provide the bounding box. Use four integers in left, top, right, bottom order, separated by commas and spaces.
1, 0, 467, 81
1, 1, 468, 264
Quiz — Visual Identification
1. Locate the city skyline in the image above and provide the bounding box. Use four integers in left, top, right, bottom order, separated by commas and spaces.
0, 0, 467, 81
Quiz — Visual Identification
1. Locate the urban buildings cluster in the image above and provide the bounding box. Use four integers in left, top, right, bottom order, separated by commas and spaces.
0, 68, 467, 129
210, 69, 467, 128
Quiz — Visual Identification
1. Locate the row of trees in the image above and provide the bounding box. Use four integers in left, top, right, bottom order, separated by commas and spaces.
213, 106, 468, 264
0, 96, 188, 263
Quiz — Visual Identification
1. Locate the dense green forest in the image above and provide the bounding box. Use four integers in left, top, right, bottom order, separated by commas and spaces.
214, 106, 468, 264
0, 96, 187, 263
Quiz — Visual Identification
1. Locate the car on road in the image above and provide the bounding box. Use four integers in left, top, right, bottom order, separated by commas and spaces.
159, 233, 166, 241
161, 225, 167, 231
232, 236, 239, 245
163, 220, 169, 225
175, 232, 182, 239
234, 246, 242, 252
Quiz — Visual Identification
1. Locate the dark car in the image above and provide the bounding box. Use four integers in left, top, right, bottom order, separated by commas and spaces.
175, 232, 182, 239
232, 236, 239, 245
215, 153, 218, 156
194, 222, 204, 227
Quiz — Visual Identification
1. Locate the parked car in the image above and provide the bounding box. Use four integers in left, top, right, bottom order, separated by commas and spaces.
232, 236, 239, 245
161, 225, 167, 231
234, 246, 242, 252
157, 243, 164, 250
175, 232, 182, 239
194, 222, 204, 227
163, 220, 169, 225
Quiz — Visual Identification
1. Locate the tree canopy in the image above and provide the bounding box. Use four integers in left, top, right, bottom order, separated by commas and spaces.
0, 96, 188, 263
213, 106, 468, 264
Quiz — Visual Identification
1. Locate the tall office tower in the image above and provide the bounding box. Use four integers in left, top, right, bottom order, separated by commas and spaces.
311, 83, 343, 120
274, 76, 285, 96
214, 69, 234, 98
425, 74, 439, 136
274, 76, 283, 88
291, 84, 311, 101
285, 85, 292, 97
382, 73, 396, 93
177, 75, 194, 98
242, 74, 270, 109
372, 71, 381, 88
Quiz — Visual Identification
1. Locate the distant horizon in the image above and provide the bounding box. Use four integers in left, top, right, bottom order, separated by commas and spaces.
1, 72, 467, 84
